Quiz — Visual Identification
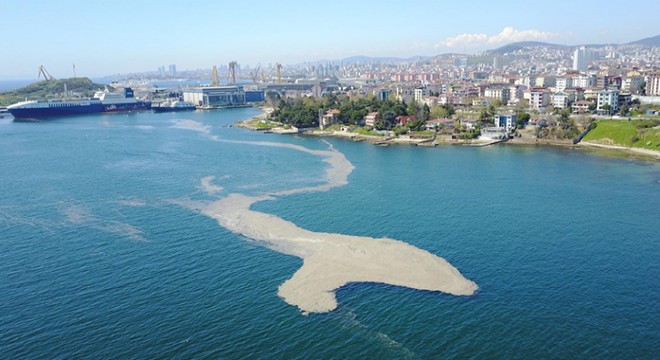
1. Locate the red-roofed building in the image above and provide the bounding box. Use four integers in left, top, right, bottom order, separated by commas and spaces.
396, 115, 416, 126
320, 108, 341, 129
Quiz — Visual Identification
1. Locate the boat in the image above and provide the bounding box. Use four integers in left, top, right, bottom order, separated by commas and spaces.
7, 98, 105, 119
0, 107, 14, 120
7, 87, 150, 119
152, 100, 196, 112
94, 87, 151, 112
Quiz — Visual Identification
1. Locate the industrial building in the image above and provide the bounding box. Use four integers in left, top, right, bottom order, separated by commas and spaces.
182, 86, 245, 108
244, 90, 265, 103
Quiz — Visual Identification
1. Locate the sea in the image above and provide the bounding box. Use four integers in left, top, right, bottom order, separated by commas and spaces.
0, 108, 658, 359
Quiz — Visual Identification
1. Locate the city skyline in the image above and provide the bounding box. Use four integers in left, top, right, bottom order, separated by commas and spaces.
1, 0, 659, 79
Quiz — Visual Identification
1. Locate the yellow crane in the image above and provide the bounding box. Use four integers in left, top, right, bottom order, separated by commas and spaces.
276, 63, 282, 84
211, 65, 220, 86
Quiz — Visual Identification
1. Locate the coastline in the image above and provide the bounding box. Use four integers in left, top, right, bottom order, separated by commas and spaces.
234, 111, 659, 161
578, 141, 660, 160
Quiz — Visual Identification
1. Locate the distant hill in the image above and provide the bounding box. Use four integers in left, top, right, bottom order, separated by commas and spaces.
489, 41, 569, 54
628, 34, 660, 47
489, 35, 660, 54
341, 55, 431, 64
0, 77, 109, 106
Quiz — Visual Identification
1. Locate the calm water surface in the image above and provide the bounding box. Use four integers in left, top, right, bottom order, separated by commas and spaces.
0, 109, 658, 359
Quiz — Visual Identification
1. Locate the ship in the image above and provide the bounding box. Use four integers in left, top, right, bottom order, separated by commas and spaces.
0, 107, 14, 120
152, 100, 196, 113
94, 87, 151, 112
7, 87, 151, 119
6, 98, 104, 118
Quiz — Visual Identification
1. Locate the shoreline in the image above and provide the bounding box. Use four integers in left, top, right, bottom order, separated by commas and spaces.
234, 111, 660, 161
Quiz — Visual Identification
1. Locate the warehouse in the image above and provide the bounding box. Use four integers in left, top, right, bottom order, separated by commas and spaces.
183, 86, 245, 108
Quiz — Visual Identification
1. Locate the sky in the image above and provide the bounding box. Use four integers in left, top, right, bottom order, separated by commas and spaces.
1, 0, 659, 79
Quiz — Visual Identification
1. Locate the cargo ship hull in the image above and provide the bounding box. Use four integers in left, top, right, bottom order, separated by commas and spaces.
7, 87, 151, 119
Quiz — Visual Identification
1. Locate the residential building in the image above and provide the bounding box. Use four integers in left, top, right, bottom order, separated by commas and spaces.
424, 118, 454, 130
572, 74, 596, 88
414, 88, 423, 103
535, 76, 556, 88
597, 89, 620, 114
622, 76, 644, 93
646, 73, 660, 96
364, 112, 378, 127
320, 108, 341, 129
396, 115, 416, 126
552, 92, 575, 109
484, 86, 511, 104
572, 100, 593, 113
493, 114, 517, 131
556, 77, 573, 92
529, 88, 551, 111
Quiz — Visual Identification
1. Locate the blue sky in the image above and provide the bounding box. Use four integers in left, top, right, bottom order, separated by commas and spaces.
1, 0, 658, 79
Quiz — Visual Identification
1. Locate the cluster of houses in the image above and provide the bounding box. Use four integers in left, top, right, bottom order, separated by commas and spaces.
319, 107, 518, 140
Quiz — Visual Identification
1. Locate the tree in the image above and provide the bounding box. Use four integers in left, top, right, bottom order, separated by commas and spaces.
407, 100, 420, 119
421, 103, 431, 122
517, 112, 530, 127
620, 104, 630, 116
376, 110, 397, 130
588, 102, 597, 111
602, 104, 611, 115
558, 108, 570, 125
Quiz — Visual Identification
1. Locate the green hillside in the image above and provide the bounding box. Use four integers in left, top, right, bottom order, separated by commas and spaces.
583, 120, 660, 151
0, 78, 110, 106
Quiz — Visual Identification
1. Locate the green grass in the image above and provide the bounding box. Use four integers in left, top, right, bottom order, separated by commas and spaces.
583, 120, 660, 150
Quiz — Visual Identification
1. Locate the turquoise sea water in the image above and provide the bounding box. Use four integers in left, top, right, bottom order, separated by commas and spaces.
0, 109, 658, 359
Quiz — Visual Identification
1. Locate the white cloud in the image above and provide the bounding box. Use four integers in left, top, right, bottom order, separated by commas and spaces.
436, 26, 562, 49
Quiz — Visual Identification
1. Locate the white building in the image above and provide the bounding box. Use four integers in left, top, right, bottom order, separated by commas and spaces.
573, 46, 588, 71
646, 73, 660, 96
572, 74, 596, 88
552, 92, 575, 109
529, 89, 551, 111
183, 86, 245, 108
555, 77, 573, 92
597, 89, 620, 114
622, 76, 644, 93
484, 86, 511, 104
493, 114, 517, 131
414, 88, 423, 103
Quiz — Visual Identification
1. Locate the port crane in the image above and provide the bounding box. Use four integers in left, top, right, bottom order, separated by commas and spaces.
276, 63, 283, 83
37, 65, 55, 81
228, 61, 237, 85
211, 65, 220, 86
249, 64, 261, 84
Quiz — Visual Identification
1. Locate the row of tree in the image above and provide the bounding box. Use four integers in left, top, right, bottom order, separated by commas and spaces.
268, 93, 457, 131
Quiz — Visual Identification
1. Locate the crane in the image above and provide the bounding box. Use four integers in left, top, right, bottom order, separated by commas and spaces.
276, 63, 283, 84
37, 65, 55, 81
249, 64, 261, 84
211, 65, 220, 86
228, 61, 237, 85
